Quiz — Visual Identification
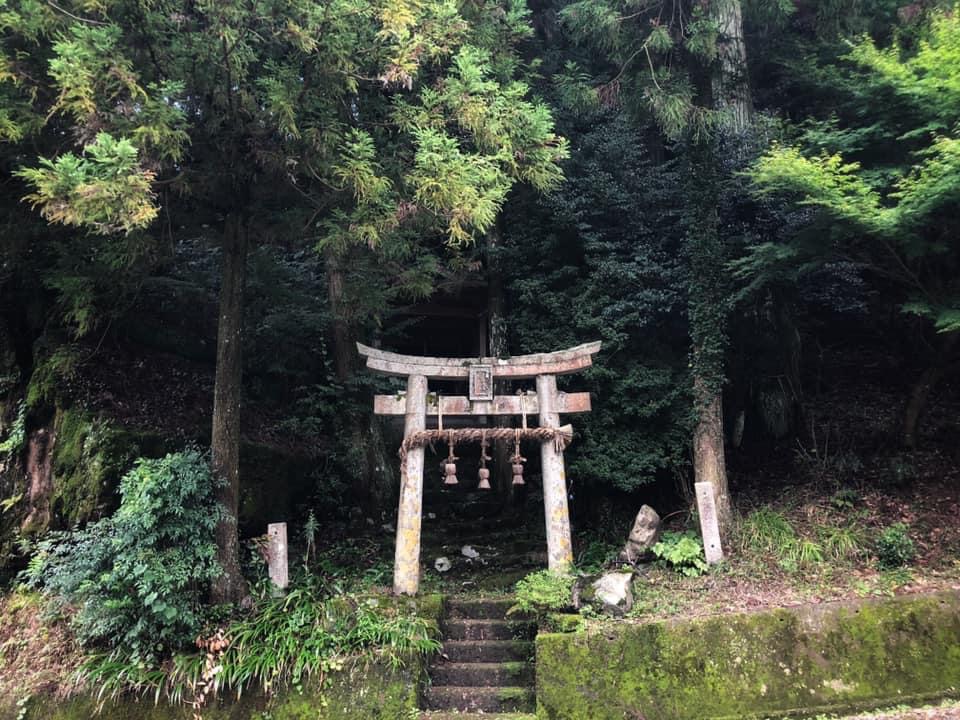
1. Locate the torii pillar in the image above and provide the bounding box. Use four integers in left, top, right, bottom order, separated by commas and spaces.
358, 341, 601, 595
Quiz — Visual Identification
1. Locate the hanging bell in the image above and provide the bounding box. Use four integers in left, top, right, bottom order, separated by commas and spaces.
444, 462, 458, 485
477, 467, 491, 490
511, 461, 525, 486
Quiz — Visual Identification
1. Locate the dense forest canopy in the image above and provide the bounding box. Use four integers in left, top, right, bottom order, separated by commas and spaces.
1, 0, 959, 619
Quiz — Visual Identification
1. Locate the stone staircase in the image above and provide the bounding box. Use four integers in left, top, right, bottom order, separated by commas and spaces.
419, 485, 548, 593
420, 597, 537, 719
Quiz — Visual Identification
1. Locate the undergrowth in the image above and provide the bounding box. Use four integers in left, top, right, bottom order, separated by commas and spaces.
78, 577, 440, 706
510, 570, 574, 616
739, 508, 866, 572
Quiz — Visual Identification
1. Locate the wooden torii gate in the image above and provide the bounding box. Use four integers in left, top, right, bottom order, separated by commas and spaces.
358, 341, 602, 595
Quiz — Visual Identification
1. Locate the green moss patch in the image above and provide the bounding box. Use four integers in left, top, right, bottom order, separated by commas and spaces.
11, 658, 419, 720
536, 591, 960, 720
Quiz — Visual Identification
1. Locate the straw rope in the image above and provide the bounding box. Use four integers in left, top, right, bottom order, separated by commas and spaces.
399, 426, 571, 462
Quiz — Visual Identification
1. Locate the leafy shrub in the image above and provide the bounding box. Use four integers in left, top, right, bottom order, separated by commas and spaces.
511, 570, 575, 616
575, 536, 620, 573
24, 449, 222, 662
652, 531, 708, 577
875, 523, 916, 569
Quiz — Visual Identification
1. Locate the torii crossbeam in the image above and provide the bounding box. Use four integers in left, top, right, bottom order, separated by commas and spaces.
358, 341, 601, 595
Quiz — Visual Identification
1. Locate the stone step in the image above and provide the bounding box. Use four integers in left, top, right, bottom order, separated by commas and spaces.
441, 640, 534, 663
446, 597, 516, 619
420, 714, 536, 720
420, 538, 546, 553
444, 618, 535, 641
421, 517, 539, 534
422, 686, 536, 713
429, 661, 535, 686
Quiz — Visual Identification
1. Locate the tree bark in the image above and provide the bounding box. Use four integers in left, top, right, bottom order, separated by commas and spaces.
210, 213, 250, 605
712, 0, 753, 130
686, 0, 752, 536
324, 247, 393, 512
903, 332, 959, 449
692, 382, 732, 528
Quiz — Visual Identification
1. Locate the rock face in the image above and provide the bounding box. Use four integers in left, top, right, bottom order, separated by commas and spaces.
621, 504, 662, 562
591, 571, 634, 615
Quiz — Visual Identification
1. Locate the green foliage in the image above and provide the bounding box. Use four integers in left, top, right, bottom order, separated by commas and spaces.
744, 9, 960, 339
503, 114, 692, 491
0, 401, 25, 457
818, 523, 865, 562
651, 531, 708, 577
511, 570, 575, 616
739, 509, 828, 572
26, 347, 80, 407
79, 582, 440, 704
23, 449, 222, 663
875, 522, 916, 569
18, 133, 158, 235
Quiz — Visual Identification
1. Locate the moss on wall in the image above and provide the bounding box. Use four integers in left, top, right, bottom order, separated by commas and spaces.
12, 659, 420, 720
536, 590, 960, 720
1, 595, 443, 720
39, 408, 167, 532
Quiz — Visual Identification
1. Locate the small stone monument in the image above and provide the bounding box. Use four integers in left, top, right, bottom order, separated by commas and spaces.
267, 522, 289, 591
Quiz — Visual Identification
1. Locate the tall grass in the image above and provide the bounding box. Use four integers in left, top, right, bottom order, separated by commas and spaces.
741, 508, 866, 572
77, 580, 440, 706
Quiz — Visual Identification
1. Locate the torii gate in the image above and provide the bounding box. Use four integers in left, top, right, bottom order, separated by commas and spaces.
358, 341, 601, 595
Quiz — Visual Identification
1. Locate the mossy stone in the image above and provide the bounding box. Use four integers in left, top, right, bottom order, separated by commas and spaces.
536, 590, 960, 720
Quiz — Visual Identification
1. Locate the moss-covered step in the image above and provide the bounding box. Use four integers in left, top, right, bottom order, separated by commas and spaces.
419, 713, 535, 720
442, 640, 533, 663
443, 618, 536, 641
422, 685, 535, 713
536, 589, 960, 720
429, 661, 534, 686
445, 597, 516, 620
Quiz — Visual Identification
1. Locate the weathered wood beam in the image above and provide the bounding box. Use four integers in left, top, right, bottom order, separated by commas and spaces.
356, 341, 602, 379
373, 392, 592, 416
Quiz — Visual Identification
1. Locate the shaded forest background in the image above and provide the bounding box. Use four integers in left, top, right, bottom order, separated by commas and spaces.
2, 0, 959, 585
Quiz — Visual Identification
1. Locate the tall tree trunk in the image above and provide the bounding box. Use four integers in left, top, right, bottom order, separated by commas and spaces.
325, 247, 393, 513
486, 223, 514, 505
687, 176, 733, 531
712, 0, 753, 129
211, 214, 250, 605
903, 332, 959, 449
687, 0, 752, 534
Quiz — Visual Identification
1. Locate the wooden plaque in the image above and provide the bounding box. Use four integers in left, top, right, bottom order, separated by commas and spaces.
469, 365, 494, 401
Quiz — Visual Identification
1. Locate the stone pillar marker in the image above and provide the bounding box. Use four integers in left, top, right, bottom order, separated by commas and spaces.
267, 522, 289, 591
394, 373, 427, 595
537, 374, 574, 572
695, 482, 724, 565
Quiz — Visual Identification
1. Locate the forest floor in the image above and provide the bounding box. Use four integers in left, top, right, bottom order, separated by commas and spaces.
618, 473, 960, 624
